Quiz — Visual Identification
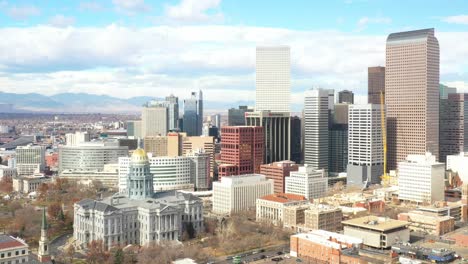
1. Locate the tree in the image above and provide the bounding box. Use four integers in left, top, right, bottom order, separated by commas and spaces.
0, 178, 12, 193
47, 203, 62, 219
87, 240, 109, 264
37, 183, 49, 201
65, 244, 75, 264
113, 248, 124, 264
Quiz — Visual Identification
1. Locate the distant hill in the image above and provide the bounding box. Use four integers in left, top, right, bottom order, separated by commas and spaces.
0, 92, 255, 113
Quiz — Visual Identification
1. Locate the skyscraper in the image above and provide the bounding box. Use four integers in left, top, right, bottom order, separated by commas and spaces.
141, 105, 168, 137
347, 104, 384, 186
386, 28, 440, 169
338, 90, 354, 104
368, 66, 385, 105
183, 91, 203, 136
255, 46, 291, 112
165, 94, 179, 131
198, 90, 204, 136
290, 116, 302, 164
246, 46, 291, 163
218, 126, 264, 179
303, 88, 329, 170
228, 106, 253, 126
439, 90, 468, 162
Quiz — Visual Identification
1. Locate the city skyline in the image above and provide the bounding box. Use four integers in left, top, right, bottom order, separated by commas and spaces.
0, 1, 467, 112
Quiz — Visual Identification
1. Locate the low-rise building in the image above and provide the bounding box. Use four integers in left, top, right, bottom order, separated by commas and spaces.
398, 211, 455, 236
285, 165, 327, 200
416, 203, 462, 222
284, 204, 343, 232
256, 193, 308, 225
342, 216, 410, 249
290, 230, 364, 264
13, 174, 51, 194
0, 165, 16, 180
60, 163, 119, 188
212, 174, 273, 215
0, 235, 29, 264
304, 204, 343, 232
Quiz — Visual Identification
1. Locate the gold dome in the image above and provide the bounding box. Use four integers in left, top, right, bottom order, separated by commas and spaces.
131, 148, 148, 164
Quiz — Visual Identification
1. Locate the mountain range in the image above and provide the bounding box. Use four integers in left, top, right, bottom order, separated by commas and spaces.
0, 91, 254, 113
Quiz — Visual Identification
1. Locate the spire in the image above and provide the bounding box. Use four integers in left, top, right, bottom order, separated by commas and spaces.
42, 207, 48, 230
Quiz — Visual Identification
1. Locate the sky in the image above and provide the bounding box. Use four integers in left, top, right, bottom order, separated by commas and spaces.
0, 0, 468, 109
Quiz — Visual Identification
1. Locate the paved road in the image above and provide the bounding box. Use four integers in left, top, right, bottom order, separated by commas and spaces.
50, 233, 72, 255
209, 243, 290, 264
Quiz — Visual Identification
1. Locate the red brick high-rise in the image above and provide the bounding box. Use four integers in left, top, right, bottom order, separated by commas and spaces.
218, 126, 264, 179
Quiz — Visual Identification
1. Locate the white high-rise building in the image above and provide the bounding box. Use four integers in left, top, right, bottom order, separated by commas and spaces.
303, 88, 329, 170
255, 46, 290, 112
347, 104, 384, 186
16, 145, 46, 176
398, 153, 444, 203
285, 165, 327, 200
212, 174, 274, 215
142, 106, 168, 137
65, 131, 90, 146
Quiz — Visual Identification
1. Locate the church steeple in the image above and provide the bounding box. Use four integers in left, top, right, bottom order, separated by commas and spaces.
127, 148, 154, 199
38, 207, 51, 262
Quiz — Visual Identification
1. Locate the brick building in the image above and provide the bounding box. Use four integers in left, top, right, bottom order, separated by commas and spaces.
290, 230, 365, 264
218, 126, 264, 179
260, 161, 298, 193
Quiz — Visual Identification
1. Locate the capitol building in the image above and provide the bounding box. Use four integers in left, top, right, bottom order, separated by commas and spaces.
73, 149, 204, 249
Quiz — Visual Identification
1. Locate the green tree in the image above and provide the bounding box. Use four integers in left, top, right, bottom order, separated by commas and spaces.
114, 248, 124, 264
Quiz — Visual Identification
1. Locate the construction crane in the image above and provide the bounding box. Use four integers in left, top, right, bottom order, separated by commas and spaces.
380, 91, 390, 185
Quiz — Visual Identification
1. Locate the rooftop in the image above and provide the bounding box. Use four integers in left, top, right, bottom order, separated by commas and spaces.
259, 193, 307, 203
342, 216, 409, 232
387, 28, 434, 42
292, 230, 362, 250
0, 235, 28, 250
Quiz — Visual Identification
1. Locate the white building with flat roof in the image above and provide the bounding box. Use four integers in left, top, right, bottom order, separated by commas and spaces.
347, 104, 384, 186
65, 131, 90, 146
16, 145, 46, 176
212, 174, 273, 215
303, 88, 329, 170
285, 165, 327, 200
398, 153, 444, 203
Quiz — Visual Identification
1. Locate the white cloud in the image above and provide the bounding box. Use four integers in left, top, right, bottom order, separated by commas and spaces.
112, 0, 150, 15
442, 15, 468, 25
48, 15, 75, 27
7, 5, 40, 20
163, 0, 223, 24
79, 1, 104, 12
0, 25, 466, 110
356, 16, 392, 31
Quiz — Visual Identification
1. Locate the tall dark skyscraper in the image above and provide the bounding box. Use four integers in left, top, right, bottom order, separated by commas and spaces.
338, 90, 354, 104
439, 85, 468, 162
368, 66, 385, 104
228, 106, 253, 126
290, 116, 302, 164
183, 91, 203, 136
